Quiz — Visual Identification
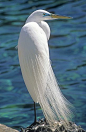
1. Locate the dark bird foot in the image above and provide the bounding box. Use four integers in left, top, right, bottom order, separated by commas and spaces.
29, 121, 40, 128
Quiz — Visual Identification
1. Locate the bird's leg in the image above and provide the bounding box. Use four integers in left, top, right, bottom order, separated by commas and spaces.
34, 102, 37, 123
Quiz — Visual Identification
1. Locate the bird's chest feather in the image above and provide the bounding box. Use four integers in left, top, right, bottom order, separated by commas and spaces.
18, 22, 49, 56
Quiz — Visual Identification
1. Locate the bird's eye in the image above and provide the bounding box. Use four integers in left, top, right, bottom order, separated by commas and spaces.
43, 13, 46, 16
43, 13, 50, 17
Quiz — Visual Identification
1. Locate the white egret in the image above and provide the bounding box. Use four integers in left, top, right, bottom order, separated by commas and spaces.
18, 9, 73, 128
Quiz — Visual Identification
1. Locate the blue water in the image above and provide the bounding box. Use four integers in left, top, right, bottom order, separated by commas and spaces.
0, 0, 86, 130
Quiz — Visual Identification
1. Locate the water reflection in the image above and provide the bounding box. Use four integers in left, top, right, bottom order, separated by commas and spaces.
0, 0, 86, 130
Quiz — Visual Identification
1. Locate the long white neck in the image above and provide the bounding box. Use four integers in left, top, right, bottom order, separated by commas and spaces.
25, 17, 50, 41
38, 21, 50, 40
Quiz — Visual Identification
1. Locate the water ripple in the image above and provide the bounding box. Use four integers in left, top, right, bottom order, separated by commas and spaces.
0, 0, 86, 130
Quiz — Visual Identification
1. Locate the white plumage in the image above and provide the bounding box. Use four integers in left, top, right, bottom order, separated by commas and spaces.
18, 10, 73, 127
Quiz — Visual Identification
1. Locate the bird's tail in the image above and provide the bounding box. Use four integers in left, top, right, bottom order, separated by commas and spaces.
32, 54, 74, 128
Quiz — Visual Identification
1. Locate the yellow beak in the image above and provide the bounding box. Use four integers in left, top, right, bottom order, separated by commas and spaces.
51, 14, 72, 19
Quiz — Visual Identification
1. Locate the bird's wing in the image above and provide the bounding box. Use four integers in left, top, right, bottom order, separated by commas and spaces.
18, 22, 49, 102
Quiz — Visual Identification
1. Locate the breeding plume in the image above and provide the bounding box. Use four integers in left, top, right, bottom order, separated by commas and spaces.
18, 9, 73, 127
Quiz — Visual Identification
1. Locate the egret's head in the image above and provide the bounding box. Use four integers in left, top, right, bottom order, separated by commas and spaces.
26, 9, 72, 23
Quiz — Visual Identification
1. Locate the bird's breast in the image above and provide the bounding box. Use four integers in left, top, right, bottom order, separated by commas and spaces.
19, 22, 49, 57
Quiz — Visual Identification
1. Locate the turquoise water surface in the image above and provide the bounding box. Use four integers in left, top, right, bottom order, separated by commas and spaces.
0, 0, 86, 130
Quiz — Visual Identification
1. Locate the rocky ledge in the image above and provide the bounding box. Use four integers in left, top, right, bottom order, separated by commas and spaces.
0, 124, 19, 132
0, 119, 86, 132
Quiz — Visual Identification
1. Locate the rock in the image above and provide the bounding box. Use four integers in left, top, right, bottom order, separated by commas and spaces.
0, 124, 19, 132
20, 119, 86, 132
